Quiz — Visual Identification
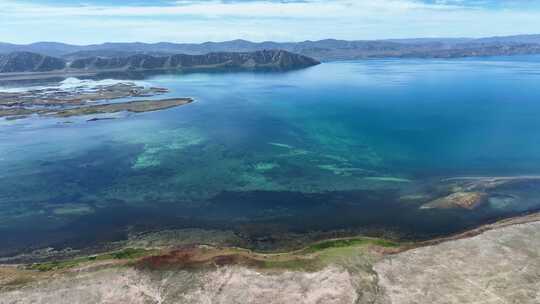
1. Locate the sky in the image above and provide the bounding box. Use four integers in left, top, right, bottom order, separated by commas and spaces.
1, 0, 540, 44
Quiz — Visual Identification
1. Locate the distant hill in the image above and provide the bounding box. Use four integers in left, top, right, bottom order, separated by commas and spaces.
62, 50, 173, 61
470, 34, 540, 45
3, 35, 540, 61
0, 50, 319, 75
0, 52, 65, 73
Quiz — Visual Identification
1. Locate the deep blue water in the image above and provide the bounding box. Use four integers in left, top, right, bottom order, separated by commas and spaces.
2, 57, 540, 255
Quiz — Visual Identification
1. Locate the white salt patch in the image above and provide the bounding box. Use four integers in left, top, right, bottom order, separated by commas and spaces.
0, 77, 151, 93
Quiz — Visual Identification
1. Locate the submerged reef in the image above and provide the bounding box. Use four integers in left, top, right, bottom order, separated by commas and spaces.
128, 128, 206, 170
419, 176, 540, 210
421, 192, 488, 210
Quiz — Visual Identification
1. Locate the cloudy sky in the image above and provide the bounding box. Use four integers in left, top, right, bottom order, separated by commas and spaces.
1, 0, 540, 44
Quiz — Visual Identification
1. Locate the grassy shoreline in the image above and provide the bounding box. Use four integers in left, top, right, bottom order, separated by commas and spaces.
1, 211, 538, 275
1, 212, 539, 293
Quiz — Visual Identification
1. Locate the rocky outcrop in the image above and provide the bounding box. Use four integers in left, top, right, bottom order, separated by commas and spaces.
420, 191, 488, 210
0, 52, 66, 73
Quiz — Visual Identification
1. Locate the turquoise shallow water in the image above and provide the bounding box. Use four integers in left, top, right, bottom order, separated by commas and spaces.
2, 57, 540, 255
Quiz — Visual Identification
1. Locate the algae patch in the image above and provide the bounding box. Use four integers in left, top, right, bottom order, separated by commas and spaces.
268, 142, 294, 149
363, 176, 412, 183
51, 203, 94, 216
317, 164, 366, 176
130, 128, 206, 169
303, 238, 399, 254
253, 162, 279, 172
28, 248, 155, 272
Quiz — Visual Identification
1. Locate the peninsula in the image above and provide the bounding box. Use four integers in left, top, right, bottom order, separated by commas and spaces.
0, 49, 320, 81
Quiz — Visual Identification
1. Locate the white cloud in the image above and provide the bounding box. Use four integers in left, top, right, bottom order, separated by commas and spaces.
0, 0, 539, 44
0, 0, 470, 18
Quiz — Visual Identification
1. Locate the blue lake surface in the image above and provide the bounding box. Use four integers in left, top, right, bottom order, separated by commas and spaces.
2, 57, 540, 255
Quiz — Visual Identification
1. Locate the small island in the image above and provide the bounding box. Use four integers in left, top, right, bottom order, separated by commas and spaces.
0, 81, 193, 120
53, 98, 193, 118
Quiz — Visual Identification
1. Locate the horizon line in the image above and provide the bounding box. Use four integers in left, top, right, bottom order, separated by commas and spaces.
2, 33, 540, 46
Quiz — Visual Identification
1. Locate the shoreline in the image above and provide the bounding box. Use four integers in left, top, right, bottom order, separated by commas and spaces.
0, 71, 98, 82
397, 209, 540, 252
2, 210, 538, 268
2, 210, 539, 303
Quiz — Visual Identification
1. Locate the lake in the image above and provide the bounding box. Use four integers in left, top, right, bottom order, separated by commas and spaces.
2, 56, 540, 256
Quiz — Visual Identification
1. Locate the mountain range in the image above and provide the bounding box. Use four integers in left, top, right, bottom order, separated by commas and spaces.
2, 34, 540, 61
